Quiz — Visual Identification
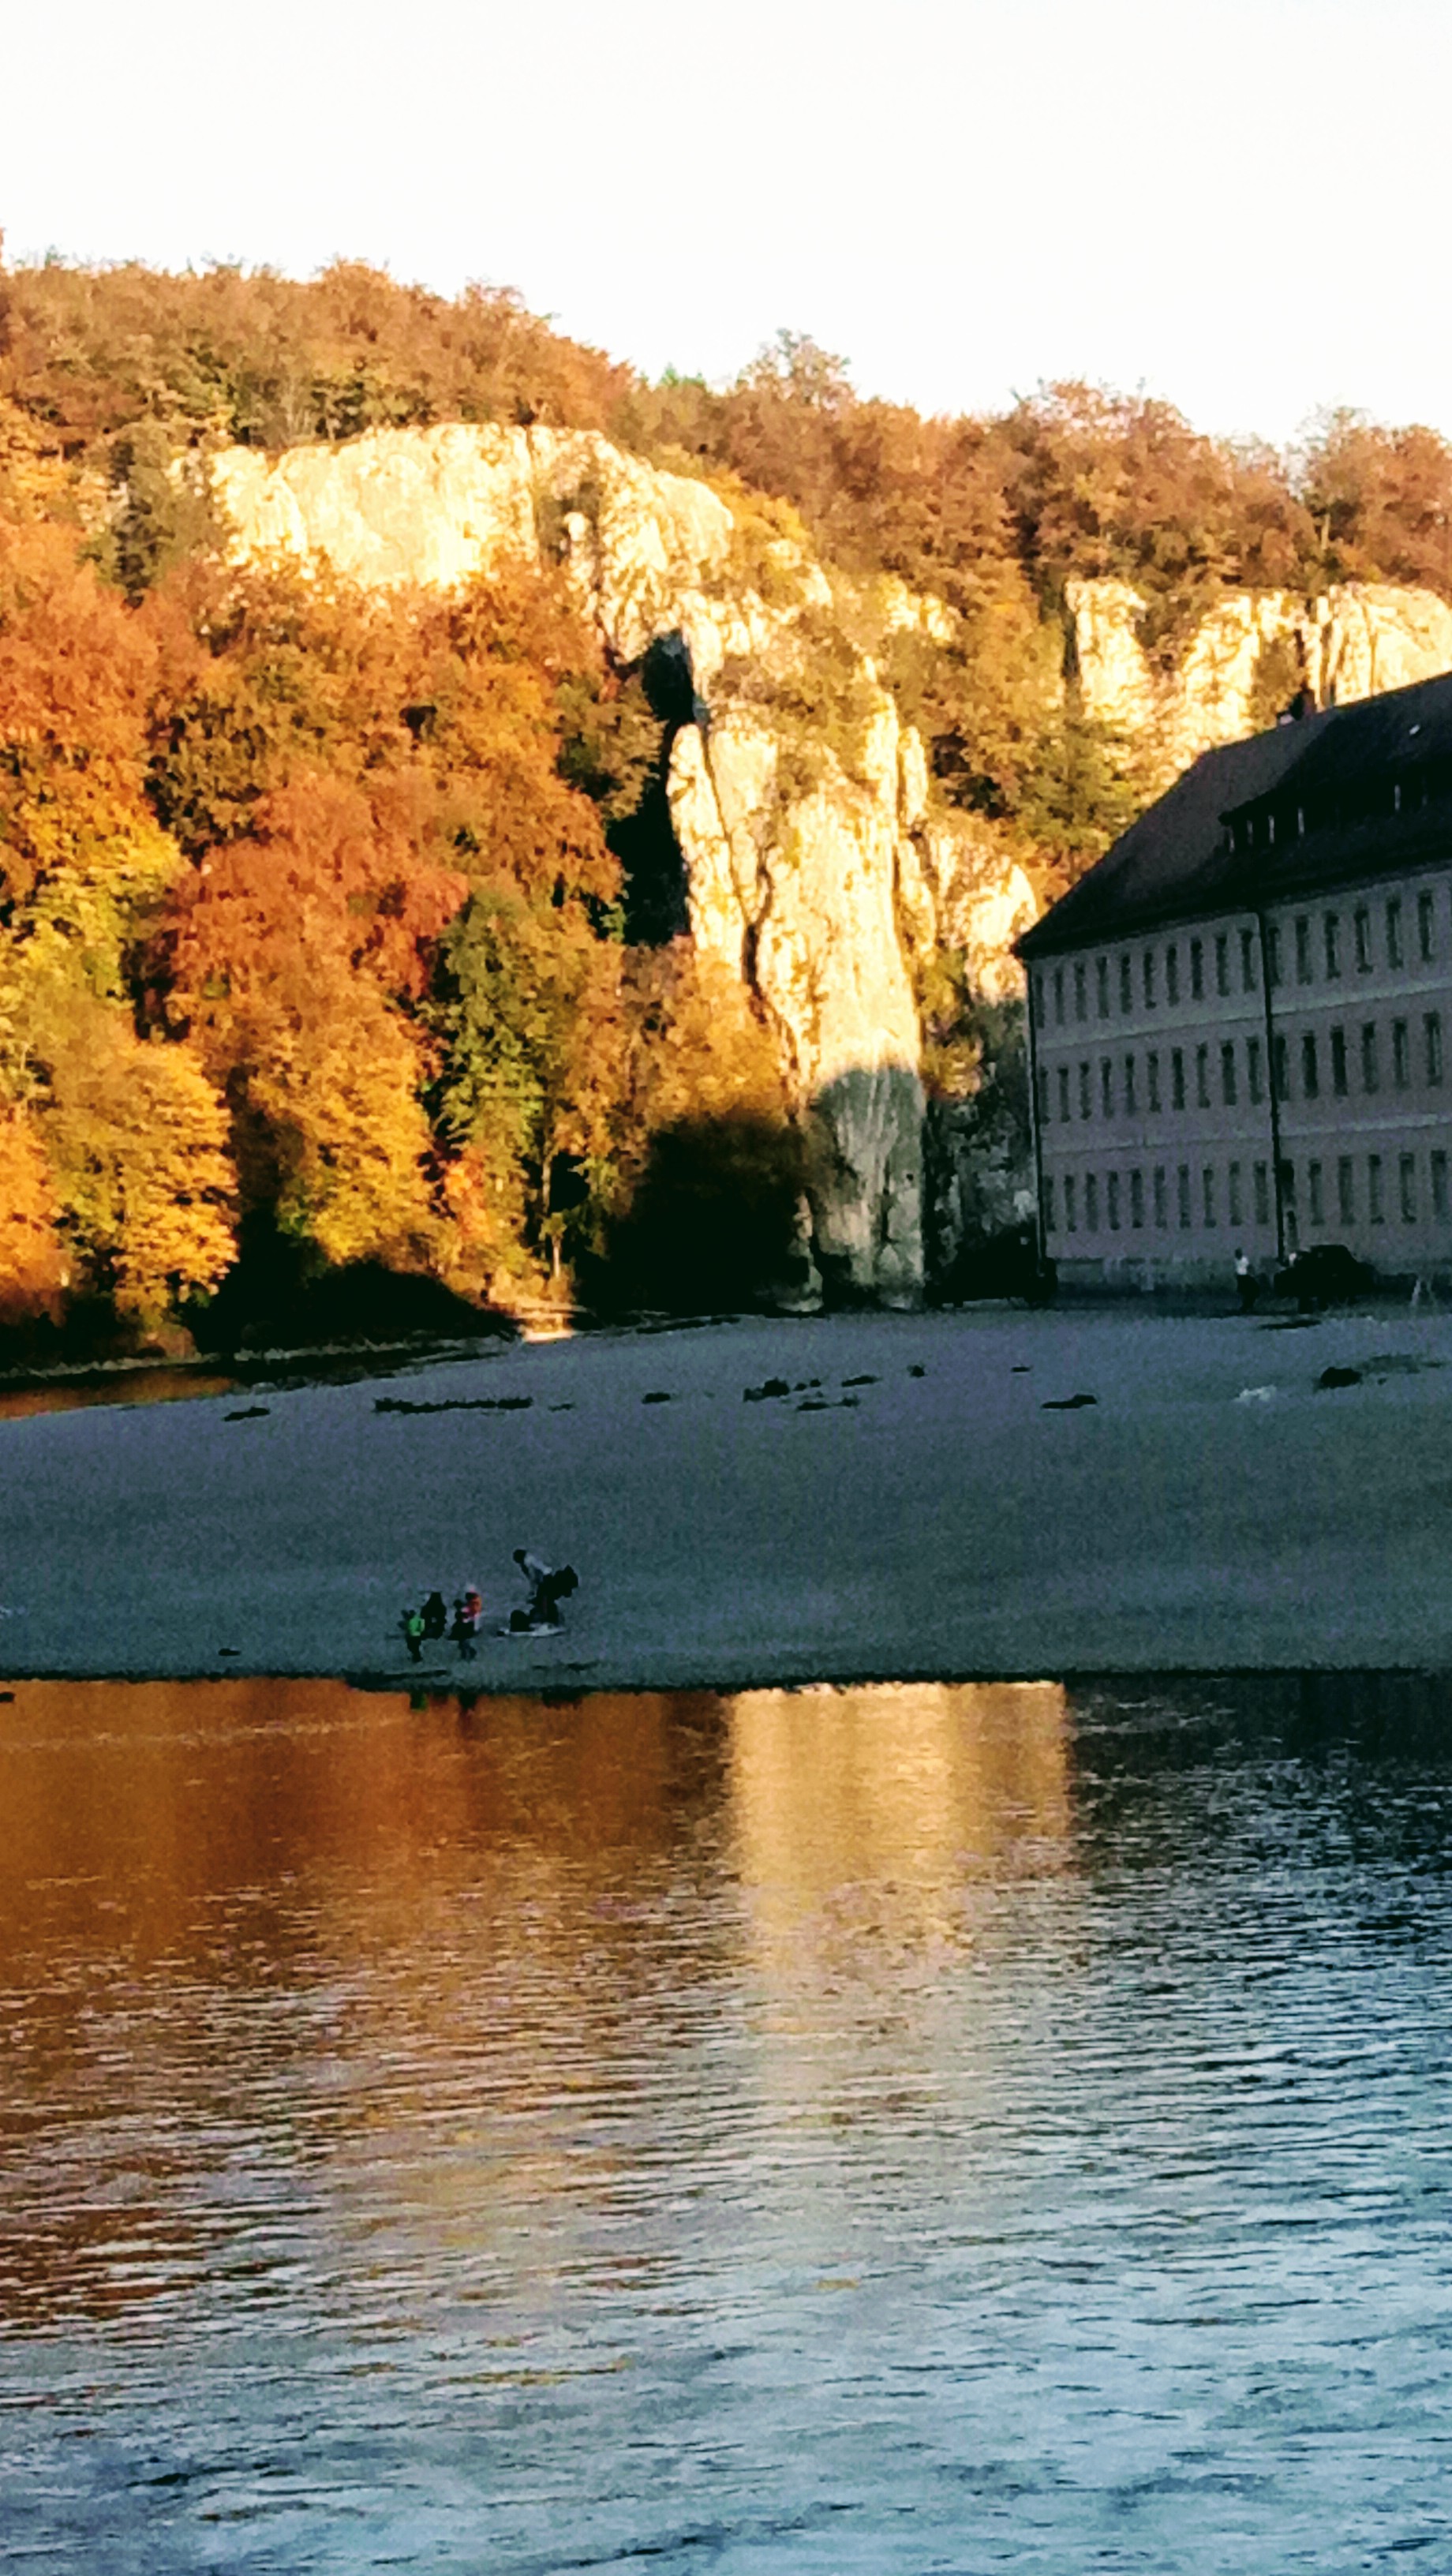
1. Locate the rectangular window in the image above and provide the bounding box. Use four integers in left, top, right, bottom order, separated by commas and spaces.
1301, 1032, 1319, 1099
1032, 973, 1045, 1030
1355, 905, 1372, 971
1147, 1051, 1162, 1112
1338, 1156, 1356, 1226
1196, 1043, 1211, 1108
1124, 1054, 1137, 1115
1038, 1069, 1051, 1124
1101, 1057, 1115, 1118
1166, 944, 1181, 1004
1057, 1065, 1071, 1121
1154, 1166, 1168, 1228
1394, 1019, 1411, 1088
1097, 956, 1110, 1018
1119, 952, 1132, 1014
1064, 1174, 1077, 1233
1177, 1164, 1192, 1229
1107, 1171, 1121, 1230
1266, 922, 1283, 987
1400, 1152, 1417, 1223
1190, 937, 1204, 999
1080, 1061, 1092, 1119
1075, 961, 1087, 1020
1254, 1161, 1270, 1226
1368, 1154, 1385, 1222
1143, 949, 1157, 1009
1170, 1047, 1186, 1110
1387, 897, 1405, 969
1043, 1176, 1056, 1233
1241, 927, 1258, 991
1361, 1024, 1379, 1093
1085, 1174, 1099, 1232
1419, 889, 1436, 964
1053, 966, 1065, 1024
1295, 915, 1312, 982
1281, 1159, 1297, 1217
1229, 1160, 1244, 1227
1221, 1042, 1237, 1106
1324, 912, 1342, 979
1202, 1166, 1217, 1227
1215, 933, 1230, 997
1427, 1012, 1444, 1084
1247, 1035, 1263, 1105
1130, 1168, 1145, 1229
1433, 1150, 1449, 1221
1330, 1027, 1349, 1096
1308, 1160, 1325, 1226
1272, 1034, 1289, 1102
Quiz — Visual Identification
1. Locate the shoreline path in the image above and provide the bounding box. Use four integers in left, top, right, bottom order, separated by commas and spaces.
3, 1306, 1451, 1687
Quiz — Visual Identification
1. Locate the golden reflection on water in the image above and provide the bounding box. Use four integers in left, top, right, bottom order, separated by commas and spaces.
0, 1676, 1072, 2331
725, 1682, 1072, 1974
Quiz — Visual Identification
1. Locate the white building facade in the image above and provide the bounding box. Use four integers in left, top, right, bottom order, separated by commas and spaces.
1018, 676, 1452, 1285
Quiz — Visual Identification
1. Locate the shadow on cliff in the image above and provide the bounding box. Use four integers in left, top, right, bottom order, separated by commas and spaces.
609, 632, 696, 945
585, 1062, 937, 1316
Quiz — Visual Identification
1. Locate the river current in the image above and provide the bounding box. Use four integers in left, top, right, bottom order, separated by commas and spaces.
2, 1672, 1450, 2571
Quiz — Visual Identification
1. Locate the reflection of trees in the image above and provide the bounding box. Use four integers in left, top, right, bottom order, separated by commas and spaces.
0, 1680, 735, 2331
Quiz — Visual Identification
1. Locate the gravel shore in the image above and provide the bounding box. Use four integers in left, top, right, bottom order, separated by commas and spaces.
3, 1303, 1452, 1687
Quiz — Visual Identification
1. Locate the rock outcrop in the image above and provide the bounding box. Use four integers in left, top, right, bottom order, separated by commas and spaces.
1069, 575, 1452, 785
211, 424, 1019, 1305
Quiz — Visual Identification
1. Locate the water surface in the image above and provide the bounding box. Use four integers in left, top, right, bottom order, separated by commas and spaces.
2, 1672, 1451, 2570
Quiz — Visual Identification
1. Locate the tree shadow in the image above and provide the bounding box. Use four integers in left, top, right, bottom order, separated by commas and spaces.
193, 1215, 512, 1356
586, 1109, 810, 1316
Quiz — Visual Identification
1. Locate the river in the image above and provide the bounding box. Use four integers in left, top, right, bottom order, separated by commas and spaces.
2, 1672, 1450, 2571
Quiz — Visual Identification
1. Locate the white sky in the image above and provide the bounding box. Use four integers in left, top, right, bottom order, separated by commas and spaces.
5, 0, 1448, 447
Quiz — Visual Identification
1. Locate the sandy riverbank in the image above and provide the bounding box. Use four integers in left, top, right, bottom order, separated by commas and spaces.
3, 1303, 1452, 1686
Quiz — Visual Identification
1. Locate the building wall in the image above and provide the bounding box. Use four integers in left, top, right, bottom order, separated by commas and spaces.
1028, 864, 1452, 1283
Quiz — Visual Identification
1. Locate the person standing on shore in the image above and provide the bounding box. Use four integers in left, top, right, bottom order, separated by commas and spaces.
1234, 1249, 1258, 1314
451, 1594, 479, 1661
401, 1604, 426, 1663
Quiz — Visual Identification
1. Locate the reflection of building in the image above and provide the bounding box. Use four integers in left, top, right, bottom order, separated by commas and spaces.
727, 1682, 1071, 1968
1019, 674, 1452, 1282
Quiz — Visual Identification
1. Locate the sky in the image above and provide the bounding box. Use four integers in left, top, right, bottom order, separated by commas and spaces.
6, 0, 1451, 448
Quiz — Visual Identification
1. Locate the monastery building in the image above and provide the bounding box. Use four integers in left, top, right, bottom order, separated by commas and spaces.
1016, 671, 1452, 1284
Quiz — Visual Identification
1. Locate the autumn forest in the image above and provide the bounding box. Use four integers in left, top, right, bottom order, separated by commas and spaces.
5, 251, 1452, 1350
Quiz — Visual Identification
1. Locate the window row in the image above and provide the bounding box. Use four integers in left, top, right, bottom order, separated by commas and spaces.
1038, 1014, 1446, 1125
1038, 888, 1443, 1028
1046, 1149, 1452, 1238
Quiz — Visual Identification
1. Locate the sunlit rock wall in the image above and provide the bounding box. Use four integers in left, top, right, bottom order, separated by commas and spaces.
1069, 575, 1452, 785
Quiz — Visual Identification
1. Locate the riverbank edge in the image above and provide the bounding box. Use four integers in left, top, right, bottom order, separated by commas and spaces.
4, 1656, 1451, 1694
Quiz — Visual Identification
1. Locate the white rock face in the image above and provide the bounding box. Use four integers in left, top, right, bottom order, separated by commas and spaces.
668, 706, 925, 1305
1069, 575, 1452, 784
922, 818, 1038, 1004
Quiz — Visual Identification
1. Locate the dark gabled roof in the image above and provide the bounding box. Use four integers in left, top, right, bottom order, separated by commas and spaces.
1016, 668, 1452, 960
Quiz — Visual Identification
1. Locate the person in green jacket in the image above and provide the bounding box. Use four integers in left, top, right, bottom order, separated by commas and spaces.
400, 1604, 426, 1664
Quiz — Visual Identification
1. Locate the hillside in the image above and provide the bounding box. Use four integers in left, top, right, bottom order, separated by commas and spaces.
4, 256, 1452, 1342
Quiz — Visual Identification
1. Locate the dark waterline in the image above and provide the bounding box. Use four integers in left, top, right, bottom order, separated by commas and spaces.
2, 1672, 1451, 2572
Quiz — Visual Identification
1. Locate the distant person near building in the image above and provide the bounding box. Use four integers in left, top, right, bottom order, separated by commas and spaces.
1234, 1249, 1259, 1313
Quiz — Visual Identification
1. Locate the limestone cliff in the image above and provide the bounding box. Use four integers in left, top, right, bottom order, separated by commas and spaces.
211, 424, 1034, 1304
